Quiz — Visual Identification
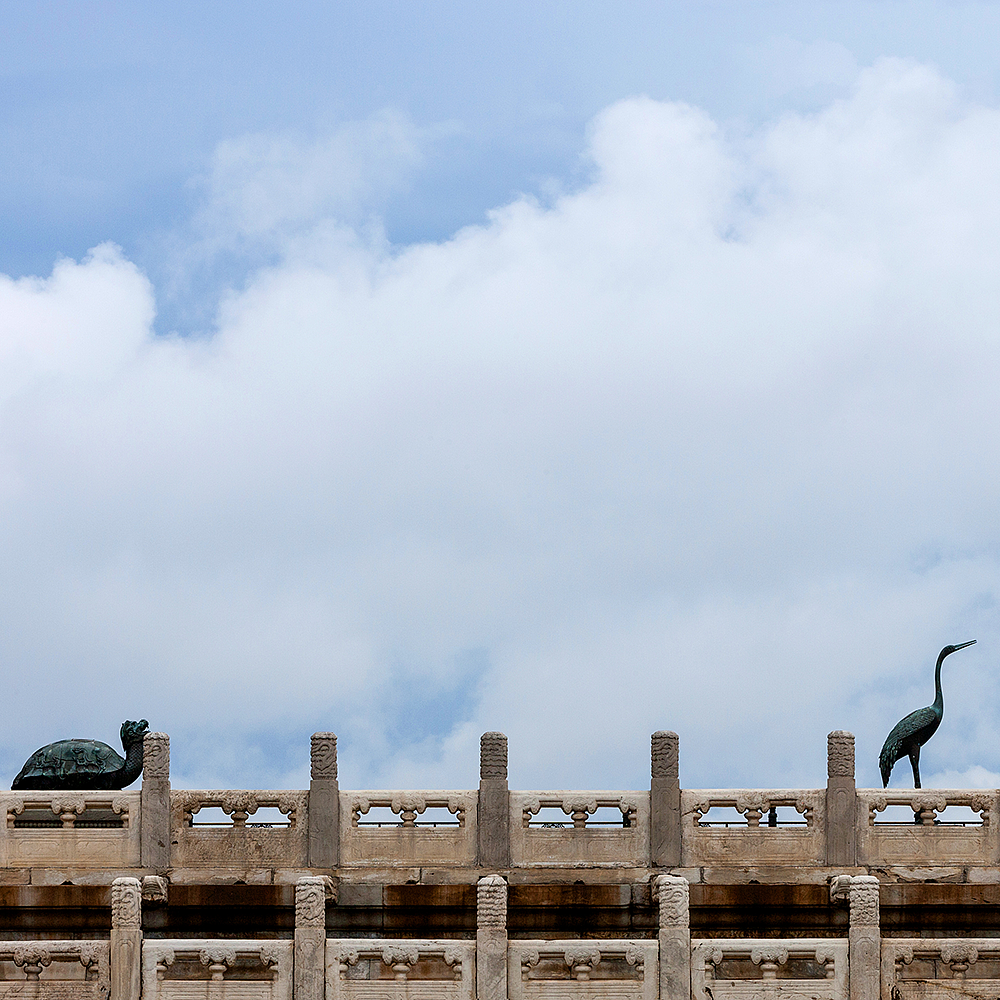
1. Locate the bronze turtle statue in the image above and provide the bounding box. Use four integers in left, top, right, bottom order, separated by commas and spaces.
11, 720, 149, 790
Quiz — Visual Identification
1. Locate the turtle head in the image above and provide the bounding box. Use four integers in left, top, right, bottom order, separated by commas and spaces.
120, 720, 150, 750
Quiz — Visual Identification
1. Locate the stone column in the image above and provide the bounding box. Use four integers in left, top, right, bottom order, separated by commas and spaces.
655, 874, 691, 1000
309, 733, 340, 868
826, 731, 857, 867
478, 733, 509, 869
477, 875, 508, 1000
849, 875, 880, 1000
111, 877, 141, 1000
295, 877, 328, 1000
651, 731, 681, 866
140, 733, 170, 869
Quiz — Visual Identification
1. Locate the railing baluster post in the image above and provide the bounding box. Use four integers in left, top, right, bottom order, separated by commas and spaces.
140, 733, 171, 869
477, 875, 507, 1000
655, 874, 691, 1000
295, 876, 331, 1000
478, 733, 509, 868
651, 731, 681, 866
849, 875, 880, 1000
110, 877, 142, 1000
826, 731, 857, 867
309, 733, 340, 868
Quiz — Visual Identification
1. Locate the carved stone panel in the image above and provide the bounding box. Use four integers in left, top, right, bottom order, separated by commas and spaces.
142, 939, 291, 1000
326, 939, 475, 1000
508, 941, 657, 1000
510, 792, 650, 867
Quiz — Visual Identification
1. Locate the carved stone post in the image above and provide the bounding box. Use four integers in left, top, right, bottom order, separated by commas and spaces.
111, 877, 141, 1000
478, 733, 509, 868
295, 877, 328, 1000
826, 731, 857, 866
849, 875, 880, 1000
651, 731, 681, 866
309, 733, 340, 868
477, 875, 508, 1000
655, 874, 691, 1000
140, 732, 170, 869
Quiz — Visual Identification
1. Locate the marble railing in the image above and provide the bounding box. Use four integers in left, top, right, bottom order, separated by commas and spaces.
691, 939, 849, 1000
0, 939, 109, 997
141, 939, 292, 1000
881, 938, 1000, 1000
3, 728, 999, 871
326, 939, 475, 1000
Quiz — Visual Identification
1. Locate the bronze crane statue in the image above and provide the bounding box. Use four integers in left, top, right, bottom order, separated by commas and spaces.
879, 640, 976, 788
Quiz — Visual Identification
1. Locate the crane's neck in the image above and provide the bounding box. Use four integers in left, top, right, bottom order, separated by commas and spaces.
933, 650, 947, 714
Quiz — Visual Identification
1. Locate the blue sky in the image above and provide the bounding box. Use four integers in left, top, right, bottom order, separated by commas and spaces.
2, 3, 1000, 792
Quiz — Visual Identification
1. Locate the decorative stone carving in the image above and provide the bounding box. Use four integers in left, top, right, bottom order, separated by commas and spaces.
625, 944, 645, 971
892, 945, 913, 975
5, 797, 24, 827
481, 732, 508, 780
311, 733, 338, 780
521, 949, 540, 980
152, 948, 175, 981
278, 792, 304, 826
111, 877, 142, 929
221, 790, 259, 825
382, 945, 419, 980
970, 794, 991, 825
296, 876, 328, 927
478, 874, 508, 929
259, 943, 281, 968
521, 797, 541, 827
651, 731, 680, 780
751, 946, 789, 978
849, 875, 880, 926
828, 731, 855, 778
51, 794, 86, 827
391, 793, 427, 825
735, 792, 769, 826
655, 874, 690, 928
444, 946, 465, 979
814, 946, 837, 978
142, 875, 169, 904
13, 945, 52, 979
563, 796, 597, 827
200, 947, 237, 980
143, 732, 170, 780
941, 943, 979, 978
564, 945, 601, 980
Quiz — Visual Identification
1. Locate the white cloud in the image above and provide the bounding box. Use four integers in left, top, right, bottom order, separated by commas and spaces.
2, 60, 1000, 794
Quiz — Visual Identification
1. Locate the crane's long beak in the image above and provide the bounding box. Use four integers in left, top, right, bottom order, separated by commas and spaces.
954, 639, 977, 650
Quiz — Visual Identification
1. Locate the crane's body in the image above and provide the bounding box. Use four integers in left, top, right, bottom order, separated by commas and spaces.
879, 641, 976, 788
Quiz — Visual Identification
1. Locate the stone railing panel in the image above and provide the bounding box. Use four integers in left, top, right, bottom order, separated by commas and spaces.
692, 939, 848, 1000
142, 939, 291, 999
170, 791, 308, 868
339, 791, 477, 866
0, 939, 110, 997
681, 790, 826, 867
510, 791, 650, 867
857, 791, 999, 866
882, 939, 1000, 1000
0, 791, 140, 868
509, 940, 657, 1000
326, 938, 475, 1000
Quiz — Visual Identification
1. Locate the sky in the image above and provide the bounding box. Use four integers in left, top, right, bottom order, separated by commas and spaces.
2, 2, 1000, 794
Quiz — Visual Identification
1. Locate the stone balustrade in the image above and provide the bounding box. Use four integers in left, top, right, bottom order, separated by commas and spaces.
326, 939, 476, 1000
3, 729, 1000, 875
170, 789, 309, 869
340, 791, 478, 866
0, 939, 110, 995
510, 792, 650, 867
141, 938, 292, 999
508, 939, 658, 1000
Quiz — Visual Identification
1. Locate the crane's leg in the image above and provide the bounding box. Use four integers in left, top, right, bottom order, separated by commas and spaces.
910, 747, 921, 788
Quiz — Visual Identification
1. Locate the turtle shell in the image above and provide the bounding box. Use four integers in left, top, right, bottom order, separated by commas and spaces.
12, 739, 125, 790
